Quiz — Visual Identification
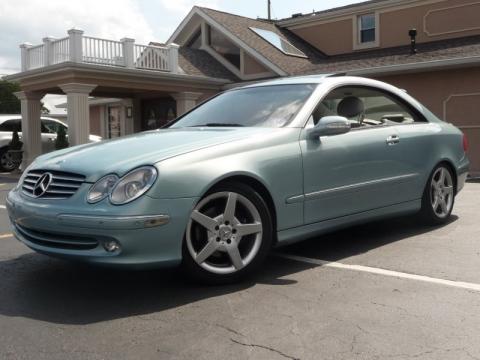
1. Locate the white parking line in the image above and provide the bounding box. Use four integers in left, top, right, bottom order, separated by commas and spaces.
277, 253, 480, 293
0, 233, 12, 239
0, 205, 6, 209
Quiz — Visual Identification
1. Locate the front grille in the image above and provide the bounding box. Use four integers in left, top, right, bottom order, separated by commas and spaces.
22, 169, 85, 199
15, 224, 99, 250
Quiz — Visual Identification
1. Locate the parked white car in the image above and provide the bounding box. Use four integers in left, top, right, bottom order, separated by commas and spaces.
0, 115, 102, 172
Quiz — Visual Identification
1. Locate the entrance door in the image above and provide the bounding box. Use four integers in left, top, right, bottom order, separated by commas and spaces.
107, 106, 123, 139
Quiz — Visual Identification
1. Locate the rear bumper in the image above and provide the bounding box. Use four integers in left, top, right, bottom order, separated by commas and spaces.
6, 189, 198, 268
456, 155, 470, 193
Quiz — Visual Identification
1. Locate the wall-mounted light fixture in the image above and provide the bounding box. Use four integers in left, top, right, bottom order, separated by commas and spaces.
409, 28, 417, 55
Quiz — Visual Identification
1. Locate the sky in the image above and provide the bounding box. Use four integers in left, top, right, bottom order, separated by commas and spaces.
0, 0, 364, 111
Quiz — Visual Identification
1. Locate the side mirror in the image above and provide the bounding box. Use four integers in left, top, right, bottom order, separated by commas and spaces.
307, 116, 351, 139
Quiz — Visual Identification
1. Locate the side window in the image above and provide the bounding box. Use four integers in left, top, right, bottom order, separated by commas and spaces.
41, 120, 61, 134
311, 86, 425, 128
0, 119, 21, 132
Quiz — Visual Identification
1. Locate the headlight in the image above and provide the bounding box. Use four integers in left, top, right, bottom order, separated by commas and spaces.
87, 174, 119, 203
110, 166, 157, 205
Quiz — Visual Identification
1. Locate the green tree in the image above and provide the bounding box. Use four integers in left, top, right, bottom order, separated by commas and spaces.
0, 80, 20, 114
0, 79, 49, 114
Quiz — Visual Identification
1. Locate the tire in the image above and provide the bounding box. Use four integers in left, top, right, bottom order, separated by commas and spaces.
420, 163, 455, 225
182, 182, 273, 284
0, 147, 19, 172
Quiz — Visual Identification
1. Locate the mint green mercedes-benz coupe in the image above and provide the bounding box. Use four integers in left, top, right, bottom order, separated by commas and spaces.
6, 75, 470, 283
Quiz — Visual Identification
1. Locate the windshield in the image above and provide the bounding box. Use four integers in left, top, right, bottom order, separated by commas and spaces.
169, 84, 316, 128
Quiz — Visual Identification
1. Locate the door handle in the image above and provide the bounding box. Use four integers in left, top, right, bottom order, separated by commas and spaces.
386, 135, 400, 145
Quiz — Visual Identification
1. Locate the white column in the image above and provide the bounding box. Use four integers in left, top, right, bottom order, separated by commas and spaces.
14, 91, 44, 168
172, 92, 202, 116
68, 28, 84, 63
43, 37, 56, 66
59, 83, 97, 146
121, 38, 135, 69
168, 43, 180, 74
20, 43, 32, 71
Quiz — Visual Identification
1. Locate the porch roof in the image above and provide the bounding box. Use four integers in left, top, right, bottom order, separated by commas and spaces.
4, 61, 231, 97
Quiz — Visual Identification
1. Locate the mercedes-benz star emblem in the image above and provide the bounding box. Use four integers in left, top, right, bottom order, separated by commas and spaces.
32, 173, 53, 198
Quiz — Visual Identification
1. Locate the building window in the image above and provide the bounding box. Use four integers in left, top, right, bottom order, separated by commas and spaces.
358, 13, 376, 43
207, 25, 241, 69
186, 29, 202, 49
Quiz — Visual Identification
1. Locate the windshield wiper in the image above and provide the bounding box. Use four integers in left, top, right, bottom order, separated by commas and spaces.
192, 123, 244, 127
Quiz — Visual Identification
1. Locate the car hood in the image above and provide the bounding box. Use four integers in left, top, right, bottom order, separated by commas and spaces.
34, 127, 275, 182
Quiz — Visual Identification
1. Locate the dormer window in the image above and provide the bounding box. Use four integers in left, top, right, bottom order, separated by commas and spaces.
186, 29, 202, 49
358, 13, 376, 43
207, 25, 241, 68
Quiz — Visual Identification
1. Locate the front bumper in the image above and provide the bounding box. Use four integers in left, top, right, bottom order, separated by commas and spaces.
6, 187, 198, 268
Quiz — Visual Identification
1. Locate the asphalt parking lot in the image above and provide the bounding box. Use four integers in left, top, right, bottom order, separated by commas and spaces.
1, 176, 480, 360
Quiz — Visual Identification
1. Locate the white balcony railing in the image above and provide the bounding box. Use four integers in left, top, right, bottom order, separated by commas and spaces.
134, 44, 171, 71
26, 44, 45, 70
20, 29, 179, 73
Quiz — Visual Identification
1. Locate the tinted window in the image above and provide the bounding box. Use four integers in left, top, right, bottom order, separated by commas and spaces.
312, 86, 425, 128
0, 119, 21, 132
42, 119, 65, 134
170, 84, 316, 128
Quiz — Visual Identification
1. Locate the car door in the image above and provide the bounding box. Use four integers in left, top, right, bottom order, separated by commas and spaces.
300, 85, 419, 224
393, 121, 439, 201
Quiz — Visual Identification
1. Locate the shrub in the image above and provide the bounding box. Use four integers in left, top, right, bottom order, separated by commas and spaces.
55, 126, 69, 150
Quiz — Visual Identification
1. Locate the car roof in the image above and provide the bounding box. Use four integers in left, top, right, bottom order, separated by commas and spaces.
0, 115, 66, 126
238, 75, 410, 100
240, 74, 341, 88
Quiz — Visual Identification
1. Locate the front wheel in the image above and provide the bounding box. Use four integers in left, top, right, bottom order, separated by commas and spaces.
420, 164, 455, 225
182, 182, 273, 284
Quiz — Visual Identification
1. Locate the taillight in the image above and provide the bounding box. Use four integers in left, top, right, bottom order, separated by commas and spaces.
463, 133, 469, 152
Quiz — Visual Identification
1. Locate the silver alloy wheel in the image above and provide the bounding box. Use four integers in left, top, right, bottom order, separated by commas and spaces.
186, 191, 263, 275
0, 151, 16, 172
430, 167, 454, 218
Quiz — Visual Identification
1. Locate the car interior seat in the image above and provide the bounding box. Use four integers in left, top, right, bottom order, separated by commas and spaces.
337, 96, 365, 127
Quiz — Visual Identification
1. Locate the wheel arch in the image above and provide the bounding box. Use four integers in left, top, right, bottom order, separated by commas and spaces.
434, 159, 458, 193
200, 173, 278, 237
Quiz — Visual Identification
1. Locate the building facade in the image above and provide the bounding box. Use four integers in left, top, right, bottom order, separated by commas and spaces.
5, 0, 480, 174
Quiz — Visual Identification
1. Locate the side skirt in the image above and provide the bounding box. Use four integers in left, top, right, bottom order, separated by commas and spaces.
275, 199, 421, 247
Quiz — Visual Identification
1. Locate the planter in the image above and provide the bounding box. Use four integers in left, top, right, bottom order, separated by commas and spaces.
7, 149, 23, 168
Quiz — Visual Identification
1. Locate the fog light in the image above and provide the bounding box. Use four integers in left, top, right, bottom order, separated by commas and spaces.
103, 240, 120, 252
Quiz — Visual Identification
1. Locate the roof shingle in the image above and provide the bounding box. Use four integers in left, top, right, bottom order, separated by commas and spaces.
198, 7, 325, 75
197, 7, 480, 77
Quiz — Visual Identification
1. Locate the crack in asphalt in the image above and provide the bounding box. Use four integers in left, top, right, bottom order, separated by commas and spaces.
230, 338, 300, 360
215, 323, 245, 338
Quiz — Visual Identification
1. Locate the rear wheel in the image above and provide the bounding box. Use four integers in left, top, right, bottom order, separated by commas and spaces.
0, 147, 19, 172
420, 164, 455, 225
182, 182, 273, 284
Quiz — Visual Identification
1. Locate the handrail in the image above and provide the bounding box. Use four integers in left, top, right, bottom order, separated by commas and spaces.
20, 30, 178, 73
